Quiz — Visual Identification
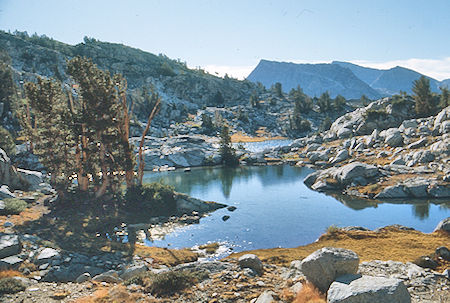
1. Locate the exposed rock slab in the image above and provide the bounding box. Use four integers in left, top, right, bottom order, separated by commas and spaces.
0, 234, 21, 259
300, 247, 359, 292
327, 274, 411, 303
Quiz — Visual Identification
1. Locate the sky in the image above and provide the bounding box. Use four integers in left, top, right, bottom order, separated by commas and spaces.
0, 0, 449, 80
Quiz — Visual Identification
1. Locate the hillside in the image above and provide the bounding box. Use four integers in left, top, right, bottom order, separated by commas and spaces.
0, 31, 260, 123
247, 59, 381, 99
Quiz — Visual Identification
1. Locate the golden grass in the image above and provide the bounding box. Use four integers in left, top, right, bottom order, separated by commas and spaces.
231, 131, 286, 143
294, 283, 326, 303
0, 203, 48, 233
228, 228, 450, 271
133, 244, 198, 266
199, 242, 220, 254
73, 285, 150, 303
0, 270, 22, 279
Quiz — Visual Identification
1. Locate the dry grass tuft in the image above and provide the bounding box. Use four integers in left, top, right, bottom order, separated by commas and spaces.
199, 242, 220, 254
0, 270, 22, 279
231, 131, 286, 143
133, 244, 198, 266
74, 286, 147, 303
294, 283, 326, 303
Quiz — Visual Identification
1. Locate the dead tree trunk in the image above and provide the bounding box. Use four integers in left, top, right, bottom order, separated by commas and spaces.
137, 96, 161, 186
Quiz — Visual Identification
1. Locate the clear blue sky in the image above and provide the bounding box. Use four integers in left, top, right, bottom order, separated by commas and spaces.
1, 0, 449, 79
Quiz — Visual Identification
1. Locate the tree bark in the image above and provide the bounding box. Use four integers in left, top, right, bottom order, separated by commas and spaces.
137, 96, 161, 185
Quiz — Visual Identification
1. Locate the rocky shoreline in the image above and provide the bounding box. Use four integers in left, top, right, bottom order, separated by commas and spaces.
0, 220, 448, 302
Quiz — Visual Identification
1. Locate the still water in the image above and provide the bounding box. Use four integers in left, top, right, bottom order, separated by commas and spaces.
143, 165, 450, 253
233, 139, 293, 153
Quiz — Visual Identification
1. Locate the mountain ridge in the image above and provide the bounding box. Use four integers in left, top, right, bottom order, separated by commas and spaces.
247, 59, 381, 99
248, 59, 449, 99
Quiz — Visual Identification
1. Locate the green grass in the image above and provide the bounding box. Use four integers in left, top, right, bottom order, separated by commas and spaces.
0, 198, 28, 215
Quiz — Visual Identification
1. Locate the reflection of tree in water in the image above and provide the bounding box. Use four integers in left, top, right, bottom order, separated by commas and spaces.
144, 166, 312, 198
412, 203, 430, 220
220, 167, 235, 198
275, 165, 284, 177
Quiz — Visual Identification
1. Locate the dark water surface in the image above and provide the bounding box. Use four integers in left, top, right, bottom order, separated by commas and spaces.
143, 165, 450, 253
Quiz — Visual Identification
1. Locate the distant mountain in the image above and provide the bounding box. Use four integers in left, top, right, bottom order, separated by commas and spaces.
440, 79, 450, 89
247, 60, 381, 99
332, 61, 441, 95
331, 61, 383, 86
247, 59, 447, 100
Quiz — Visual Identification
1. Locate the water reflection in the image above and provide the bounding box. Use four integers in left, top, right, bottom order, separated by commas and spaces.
143, 165, 450, 251
143, 165, 312, 197
413, 203, 430, 220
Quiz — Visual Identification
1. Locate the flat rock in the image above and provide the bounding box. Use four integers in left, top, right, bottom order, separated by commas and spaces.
75, 273, 91, 283
0, 234, 21, 259
0, 185, 15, 199
119, 264, 147, 281
0, 255, 23, 269
335, 162, 379, 186
35, 248, 60, 265
92, 270, 122, 283
375, 184, 408, 199
327, 274, 411, 303
301, 247, 359, 292
255, 290, 275, 303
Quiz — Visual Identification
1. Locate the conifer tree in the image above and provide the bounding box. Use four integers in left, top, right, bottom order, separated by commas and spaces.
24, 57, 137, 198
333, 95, 346, 111
24, 78, 76, 193
440, 87, 450, 108
317, 91, 332, 113
412, 76, 436, 117
219, 126, 238, 167
67, 56, 135, 197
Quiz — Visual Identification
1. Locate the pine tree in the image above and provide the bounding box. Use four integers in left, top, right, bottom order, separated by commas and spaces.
24, 57, 137, 198
0, 56, 15, 117
219, 126, 238, 167
317, 91, 332, 113
67, 56, 135, 197
289, 85, 312, 113
413, 76, 436, 117
272, 82, 283, 98
439, 87, 450, 108
24, 78, 76, 193
333, 95, 346, 111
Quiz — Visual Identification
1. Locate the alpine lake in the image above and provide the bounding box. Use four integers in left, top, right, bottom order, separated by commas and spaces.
142, 161, 450, 257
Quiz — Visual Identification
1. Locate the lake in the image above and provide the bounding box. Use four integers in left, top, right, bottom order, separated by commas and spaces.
143, 165, 450, 254
233, 139, 293, 153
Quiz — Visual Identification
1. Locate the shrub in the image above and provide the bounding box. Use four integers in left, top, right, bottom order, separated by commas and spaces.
0, 277, 26, 294
156, 62, 176, 77
319, 117, 332, 132
0, 198, 28, 215
364, 109, 388, 121
201, 113, 215, 135
326, 224, 341, 235
125, 183, 176, 215
146, 271, 197, 296
0, 126, 15, 156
